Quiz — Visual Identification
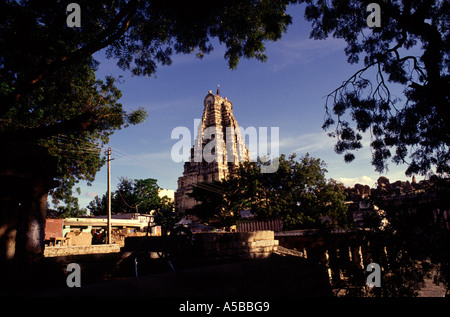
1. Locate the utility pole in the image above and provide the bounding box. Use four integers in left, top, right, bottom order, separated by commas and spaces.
106, 147, 112, 244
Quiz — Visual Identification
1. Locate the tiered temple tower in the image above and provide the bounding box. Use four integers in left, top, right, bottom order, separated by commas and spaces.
175, 89, 250, 213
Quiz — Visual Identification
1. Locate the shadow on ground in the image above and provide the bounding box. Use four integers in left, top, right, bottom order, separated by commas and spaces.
33, 254, 332, 297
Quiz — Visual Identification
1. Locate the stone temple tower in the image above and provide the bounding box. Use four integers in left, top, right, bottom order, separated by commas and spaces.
175, 89, 250, 214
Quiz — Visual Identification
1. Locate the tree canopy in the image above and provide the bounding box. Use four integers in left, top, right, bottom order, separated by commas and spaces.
188, 153, 349, 230
1, 0, 296, 111
300, 0, 449, 177
3, 1, 447, 210
1, 0, 298, 209
87, 177, 173, 216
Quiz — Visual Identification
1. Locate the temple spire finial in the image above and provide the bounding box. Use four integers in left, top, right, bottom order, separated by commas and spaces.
216, 84, 220, 96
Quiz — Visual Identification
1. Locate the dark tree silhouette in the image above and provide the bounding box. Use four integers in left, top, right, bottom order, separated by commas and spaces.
300, 0, 449, 176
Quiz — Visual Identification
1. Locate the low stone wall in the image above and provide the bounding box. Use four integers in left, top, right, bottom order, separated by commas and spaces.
44, 244, 120, 257
194, 231, 279, 260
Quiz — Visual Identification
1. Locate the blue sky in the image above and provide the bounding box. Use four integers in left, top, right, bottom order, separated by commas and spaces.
75, 5, 419, 209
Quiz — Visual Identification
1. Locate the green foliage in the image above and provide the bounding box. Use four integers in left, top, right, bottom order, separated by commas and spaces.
243, 153, 349, 229
300, 0, 450, 176
87, 177, 174, 216
1, 0, 297, 107
37, 75, 147, 210
153, 207, 182, 236
188, 153, 349, 230
187, 180, 247, 229
1, 0, 298, 211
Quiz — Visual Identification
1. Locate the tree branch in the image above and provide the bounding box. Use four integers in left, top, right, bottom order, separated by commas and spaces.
1, 110, 100, 143
1, 0, 141, 116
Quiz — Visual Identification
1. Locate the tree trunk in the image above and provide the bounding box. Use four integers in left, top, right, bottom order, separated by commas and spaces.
15, 186, 49, 267
0, 143, 58, 291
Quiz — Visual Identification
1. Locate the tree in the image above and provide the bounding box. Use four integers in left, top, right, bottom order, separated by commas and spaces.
358, 177, 450, 296
300, 0, 449, 176
188, 153, 349, 230
86, 195, 107, 217
1, 1, 301, 276
1, 0, 298, 209
87, 177, 172, 216
311, 179, 349, 229
187, 179, 248, 229
1, 0, 297, 115
87, 177, 170, 216
55, 186, 88, 218
243, 154, 349, 229
1, 56, 147, 210
153, 199, 180, 236
88, 177, 177, 235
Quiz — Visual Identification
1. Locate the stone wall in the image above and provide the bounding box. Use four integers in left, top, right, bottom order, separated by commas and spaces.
123, 230, 279, 261
44, 244, 120, 257
194, 231, 279, 260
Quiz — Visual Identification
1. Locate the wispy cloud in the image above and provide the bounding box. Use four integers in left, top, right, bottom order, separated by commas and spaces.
278, 132, 335, 154
269, 37, 347, 71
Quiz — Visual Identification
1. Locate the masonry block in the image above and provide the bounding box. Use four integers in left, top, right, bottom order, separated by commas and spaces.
193, 231, 276, 260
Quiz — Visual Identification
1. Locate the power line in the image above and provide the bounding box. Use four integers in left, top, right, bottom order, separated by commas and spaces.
51, 134, 103, 147
116, 187, 139, 212
110, 146, 150, 170
112, 151, 148, 169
